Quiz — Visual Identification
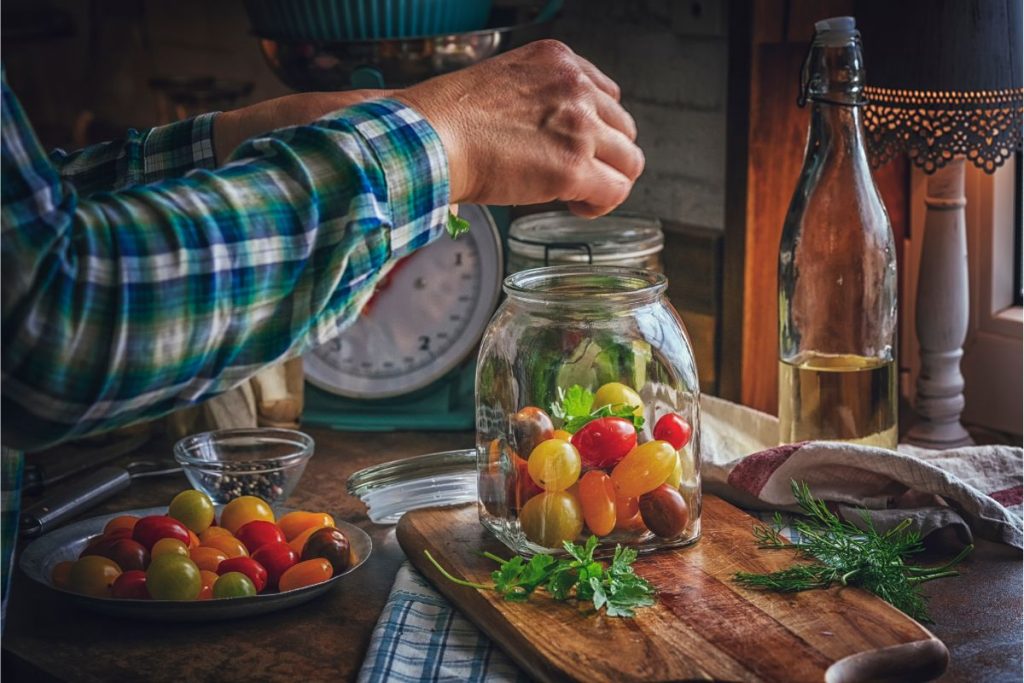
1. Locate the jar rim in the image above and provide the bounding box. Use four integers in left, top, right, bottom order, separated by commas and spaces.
502, 265, 667, 306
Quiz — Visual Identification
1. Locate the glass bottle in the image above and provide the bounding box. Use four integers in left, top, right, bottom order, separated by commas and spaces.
778, 17, 898, 448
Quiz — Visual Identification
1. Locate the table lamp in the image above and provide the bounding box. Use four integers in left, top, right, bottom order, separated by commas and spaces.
856, 0, 1023, 448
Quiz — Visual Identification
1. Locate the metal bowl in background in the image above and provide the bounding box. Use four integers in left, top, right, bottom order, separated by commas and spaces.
256, 0, 561, 90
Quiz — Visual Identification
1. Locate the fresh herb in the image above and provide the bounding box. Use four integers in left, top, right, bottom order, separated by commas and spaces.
549, 385, 645, 434
425, 535, 656, 618
446, 210, 470, 239
732, 481, 972, 622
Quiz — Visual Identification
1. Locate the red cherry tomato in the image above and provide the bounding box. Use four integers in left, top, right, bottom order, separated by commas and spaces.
111, 570, 149, 599
570, 417, 637, 469
513, 456, 543, 510
235, 520, 287, 555
653, 413, 692, 450
132, 515, 191, 551
251, 542, 299, 590
217, 556, 268, 593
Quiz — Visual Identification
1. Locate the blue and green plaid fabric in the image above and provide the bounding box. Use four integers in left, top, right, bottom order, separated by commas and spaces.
1, 73, 449, 616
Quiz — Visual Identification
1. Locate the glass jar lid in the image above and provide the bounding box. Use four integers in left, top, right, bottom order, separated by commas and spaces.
508, 211, 664, 264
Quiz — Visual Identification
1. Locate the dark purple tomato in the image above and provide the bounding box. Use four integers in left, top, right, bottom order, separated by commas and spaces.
570, 417, 637, 469
638, 484, 689, 538
510, 407, 555, 458
300, 527, 351, 573
98, 538, 150, 572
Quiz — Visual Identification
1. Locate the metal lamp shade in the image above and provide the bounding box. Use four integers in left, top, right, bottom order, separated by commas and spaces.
856, 0, 1023, 173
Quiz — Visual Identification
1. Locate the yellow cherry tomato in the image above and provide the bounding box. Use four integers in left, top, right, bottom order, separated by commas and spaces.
151, 538, 190, 560
527, 439, 581, 492
593, 382, 644, 418
168, 489, 215, 533
69, 556, 121, 598
666, 452, 683, 488
200, 534, 249, 559
611, 440, 677, 498
219, 496, 275, 534
519, 491, 584, 548
190, 546, 229, 572
278, 511, 336, 542
279, 558, 334, 592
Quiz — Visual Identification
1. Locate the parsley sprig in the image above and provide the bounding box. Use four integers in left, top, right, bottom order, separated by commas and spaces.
446, 210, 470, 239
549, 385, 645, 434
733, 481, 972, 622
425, 536, 656, 618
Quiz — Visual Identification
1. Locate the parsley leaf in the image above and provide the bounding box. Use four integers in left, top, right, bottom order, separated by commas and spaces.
446, 210, 470, 239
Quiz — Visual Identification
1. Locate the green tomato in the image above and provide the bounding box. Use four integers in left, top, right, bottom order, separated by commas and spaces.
168, 489, 215, 534
213, 571, 257, 599
146, 554, 201, 600
593, 382, 644, 418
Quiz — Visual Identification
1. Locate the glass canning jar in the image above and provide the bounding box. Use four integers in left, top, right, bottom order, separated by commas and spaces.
476, 266, 701, 555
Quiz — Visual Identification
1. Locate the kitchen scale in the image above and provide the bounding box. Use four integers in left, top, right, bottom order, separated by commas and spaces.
255, 2, 559, 430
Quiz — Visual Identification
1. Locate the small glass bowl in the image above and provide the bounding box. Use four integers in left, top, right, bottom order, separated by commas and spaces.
173, 428, 314, 504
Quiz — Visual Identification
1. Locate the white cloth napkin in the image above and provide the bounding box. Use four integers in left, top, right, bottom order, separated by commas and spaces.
700, 395, 1024, 549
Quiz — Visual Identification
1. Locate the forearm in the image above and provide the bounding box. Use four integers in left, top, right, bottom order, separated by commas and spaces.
2, 100, 447, 451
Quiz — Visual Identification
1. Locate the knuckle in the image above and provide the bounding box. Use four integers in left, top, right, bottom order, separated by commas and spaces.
532, 39, 572, 59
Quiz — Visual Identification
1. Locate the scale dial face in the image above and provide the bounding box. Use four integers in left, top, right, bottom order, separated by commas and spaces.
304, 204, 502, 399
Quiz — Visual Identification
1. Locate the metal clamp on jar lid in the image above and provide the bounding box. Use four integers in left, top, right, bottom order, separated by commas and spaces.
507, 211, 664, 273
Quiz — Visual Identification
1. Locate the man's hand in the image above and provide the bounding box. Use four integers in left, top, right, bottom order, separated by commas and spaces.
393, 40, 644, 217
213, 89, 392, 164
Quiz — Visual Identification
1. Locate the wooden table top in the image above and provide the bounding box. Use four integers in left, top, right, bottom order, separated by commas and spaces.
2, 426, 1021, 682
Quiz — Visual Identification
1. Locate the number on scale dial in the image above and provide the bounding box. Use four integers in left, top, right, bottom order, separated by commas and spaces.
304, 205, 502, 399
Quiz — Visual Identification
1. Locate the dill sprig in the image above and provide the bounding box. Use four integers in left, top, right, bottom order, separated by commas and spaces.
733, 480, 972, 622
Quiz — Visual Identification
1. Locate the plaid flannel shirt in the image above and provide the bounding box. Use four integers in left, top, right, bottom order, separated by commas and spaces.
0, 73, 449, 607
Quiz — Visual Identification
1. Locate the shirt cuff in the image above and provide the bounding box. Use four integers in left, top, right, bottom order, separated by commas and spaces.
329, 99, 450, 261
141, 112, 219, 184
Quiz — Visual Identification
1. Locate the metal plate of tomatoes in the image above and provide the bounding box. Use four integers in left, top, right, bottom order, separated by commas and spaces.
19, 506, 371, 621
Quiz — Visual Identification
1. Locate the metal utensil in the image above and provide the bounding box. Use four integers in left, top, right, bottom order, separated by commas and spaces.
19, 461, 183, 538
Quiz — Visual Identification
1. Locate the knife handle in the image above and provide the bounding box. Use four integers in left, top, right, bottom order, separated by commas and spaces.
20, 466, 132, 537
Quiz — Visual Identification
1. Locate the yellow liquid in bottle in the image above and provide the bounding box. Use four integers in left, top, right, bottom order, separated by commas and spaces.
778, 353, 897, 449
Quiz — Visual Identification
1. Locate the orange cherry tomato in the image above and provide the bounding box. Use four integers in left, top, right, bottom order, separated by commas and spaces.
278, 558, 334, 592
187, 530, 201, 549
200, 534, 248, 559
610, 440, 677, 498
288, 525, 329, 555
615, 495, 647, 532
190, 546, 229, 572
551, 429, 572, 441
577, 471, 617, 537
51, 560, 74, 590
219, 495, 275, 535
198, 570, 219, 600
278, 511, 336, 542
199, 526, 232, 544
103, 515, 140, 535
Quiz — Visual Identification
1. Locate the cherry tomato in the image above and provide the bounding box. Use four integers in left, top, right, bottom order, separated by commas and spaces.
51, 560, 73, 590
653, 414, 693, 450
639, 484, 690, 538
519, 491, 584, 548
146, 554, 202, 600
570, 417, 637, 469
151, 538, 190, 560
168, 489, 215, 533
235, 520, 287, 554
213, 571, 257, 598
300, 528, 351, 573
666, 452, 683, 488
111, 570, 149, 599
577, 471, 617, 537
103, 515, 140, 535
199, 526, 232, 544
512, 455, 543, 510
615, 495, 647, 532
187, 529, 201, 549
278, 558, 333, 592
198, 570, 218, 600
527, 439, 581, 492
252, 542, 300, 589
278, 511, 336, 542
132, 515, 191, 551
219, 496, 275, 534
593, 382, 644, 418
81, 528, 132, 556
510, 406, 555, 459
200, 534, 249, 559
611, 440, 677, 498
218, 556, 268, 593
69, 556, 121, 598
288, 525, 329, 555
552, 429, 572, 441
190, 546, 229, 572
90, 538, 150, 572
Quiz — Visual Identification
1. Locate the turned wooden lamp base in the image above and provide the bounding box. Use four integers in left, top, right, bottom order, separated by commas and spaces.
903, 157, 975, 450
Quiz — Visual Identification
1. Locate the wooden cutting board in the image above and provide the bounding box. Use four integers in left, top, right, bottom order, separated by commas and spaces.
396, 496, 949, 683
